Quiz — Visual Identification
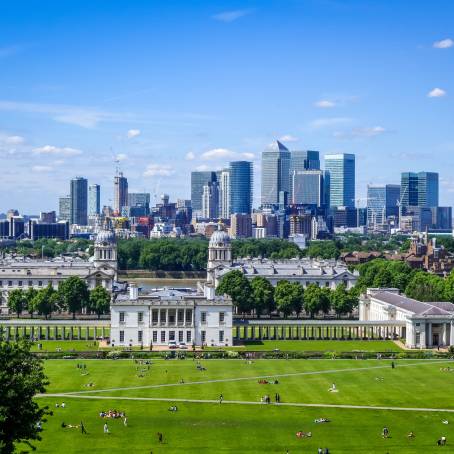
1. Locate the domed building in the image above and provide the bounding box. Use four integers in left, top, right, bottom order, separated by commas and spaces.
93, 229, 117, 277
207, 227, 232, 285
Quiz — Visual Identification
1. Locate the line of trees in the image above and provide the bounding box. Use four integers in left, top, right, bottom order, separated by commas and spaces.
7, 276, 111, 319
215, 270, 357, 318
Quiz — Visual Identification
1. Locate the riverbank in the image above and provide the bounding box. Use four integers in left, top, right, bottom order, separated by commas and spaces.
118, 270, 206, 279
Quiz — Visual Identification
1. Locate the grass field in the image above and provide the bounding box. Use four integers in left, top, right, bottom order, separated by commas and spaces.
23, 356, 454, 453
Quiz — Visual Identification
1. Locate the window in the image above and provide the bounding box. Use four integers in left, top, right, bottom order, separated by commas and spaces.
169, 331, 175, 341
178, 331, 183, 342
168, 309, 176, 325
219, 312, 225, 325
18, 281, 23, 287
28, 280, 32, 287
152, 310, 159, 325
119, 330, 125, 342
8, 281, 12, 287
177, 309, 184, 324
152, 331, 158, 343
138, 312, 144, 323
138, 331, 143, 343
161, 331, 166, 343
0, 281, 2, 287
185, 309, 192, 325
219, 330, 224, 343
201, 330, 206, 344
186, 331, 192, 343
201, 312, 207, 324
160, 309, 166, 324
325, 282, 330, 288
119, 312, 125, 323
38, 281, 43, 287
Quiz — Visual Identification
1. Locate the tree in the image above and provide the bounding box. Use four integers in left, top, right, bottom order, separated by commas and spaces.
58, 276, 89, 319
274, 281, 304, 317
331, 283, 355, 317
250, 276, 275, 317
216, 270, 253, 313
405, 271, 446, 302
89, 286, 111, 319
303, 284, 332, 318
0, 340, 50, 453
25, 288, 38, 318
7, 289, 26, 317
34, 285, 56, 320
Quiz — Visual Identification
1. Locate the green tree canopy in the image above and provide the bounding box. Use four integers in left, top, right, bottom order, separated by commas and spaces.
7, 289, 26, 317
303, 284, 332, 317
274, 280, 304, 317
405, 271, 446, 302
33, 285, 56, 320
0, 340, 49, 453
216, 270, 253, 313
58, 276, 89, 319
89, 286, 111, 319
250, 276, 275, 316
331, 283, 356, 317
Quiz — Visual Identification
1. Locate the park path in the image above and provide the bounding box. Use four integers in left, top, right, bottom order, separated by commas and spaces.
36, 392, 454, 414
51, 359, 452, 396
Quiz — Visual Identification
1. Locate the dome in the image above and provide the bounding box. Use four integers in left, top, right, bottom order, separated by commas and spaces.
95, 229, 116, 245
209, 229, 231, 247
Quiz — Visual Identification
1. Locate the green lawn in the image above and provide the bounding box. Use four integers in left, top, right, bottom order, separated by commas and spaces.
30, 340, 101, 352
22, 358, 454, 453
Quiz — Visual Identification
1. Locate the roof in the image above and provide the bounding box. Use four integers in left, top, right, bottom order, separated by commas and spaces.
369, 290, 454, 316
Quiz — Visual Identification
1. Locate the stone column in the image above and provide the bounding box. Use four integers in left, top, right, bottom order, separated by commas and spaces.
419, 321, 426, 349
102, 326, 105, 339
427, 323, 432, 348
78, 326, 82, 340
46, 326, 49, 340
86, 327, 89, 340
450, 322, 454, 347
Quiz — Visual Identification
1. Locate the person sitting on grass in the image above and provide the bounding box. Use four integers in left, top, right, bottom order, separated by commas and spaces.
168, 406, 178, 412
407, 431, 415, 438
314, 418, 330, 423
328, 383, 338, 392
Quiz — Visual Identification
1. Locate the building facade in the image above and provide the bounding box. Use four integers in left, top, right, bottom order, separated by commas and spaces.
88, 184, 101, 216
324, 153, 355, 208
70, 177, 88, 225
290, 150, 320, 174
191, 171, 217, 214
366, 184, 400, 231
58, 196, 71, 222
401, 172, 439, 208
292, 170, 324, 206
114, 172, 128, 215
201, 182, 219, 219
219, 169, 231, 219
229, 161, 253, 214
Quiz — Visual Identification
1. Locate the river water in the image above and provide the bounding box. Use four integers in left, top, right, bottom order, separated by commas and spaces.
128, 278, 201, 291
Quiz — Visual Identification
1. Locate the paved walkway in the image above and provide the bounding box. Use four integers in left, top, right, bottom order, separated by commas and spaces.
56, 359, 452, 396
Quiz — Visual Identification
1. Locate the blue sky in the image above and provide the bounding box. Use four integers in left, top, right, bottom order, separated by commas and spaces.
1, 0, 453, 213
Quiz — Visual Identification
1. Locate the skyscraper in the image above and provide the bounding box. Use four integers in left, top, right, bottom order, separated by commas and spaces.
400, 172, 439, 208
366, 184, 400, 230
219, 169, 231, 219
261, 141, 291, 206
88, 184, 101, 216
114, 172, 128, 215
191, 171, 217, 213
202, 182, 219, 219
229, 161, 253, 214
58, 196, 71, 222
70, 177, 88, 225
292, 170, 324, 206
290, 150, 320, 173
324, 153, 355, 208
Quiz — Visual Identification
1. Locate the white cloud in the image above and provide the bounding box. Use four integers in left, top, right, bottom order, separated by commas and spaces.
309, 117, 353, 129
32, 165, 53, 172
278, 134, 299, 142
212, 9, 253, 22
315, 100, 336, 108
32, 145, 83, 156
143, 164, 175, 177
201, 148, 255, 161
185, 151, 196, 161
428, 87, 446, 98
433, 38, 454, 49
127, 129, 141, 139
334, 126, 387, 139
115, 153, 127, 161
4, 135, 25, 145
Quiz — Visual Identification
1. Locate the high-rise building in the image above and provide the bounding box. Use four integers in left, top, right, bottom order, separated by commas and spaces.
229, 161, 253, 214
366, 184, 400, 230
292, 170, 324, 206
114, 172, 128, 215
324, 153, 355, 208
202, 182, 219, 219
219, 169, 230, 219
261, 141, 291, 206
59, 196, 71, 222
40, 211, 57, 223
70, 177, 88, 225
290, 150, 320, 174
128, 193, 150, 209
400, 172, 439, 208
191, 171, 217, 213
230, 213, 252, 238
88, 184, 101, 216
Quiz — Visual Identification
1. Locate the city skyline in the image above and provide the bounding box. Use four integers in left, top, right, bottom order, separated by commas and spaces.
1, 1, 453, 213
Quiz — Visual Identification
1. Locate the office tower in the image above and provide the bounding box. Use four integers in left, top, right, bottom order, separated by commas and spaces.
88, 184, 101, 216
9, 216, 25, 239
39, 211, 56, 223
114, 171, 128, 215
230, 213, 252, 238
289, 214, 312, 237
218, 169, 230, 219
292, 170, 324, 206
261, 141, 291, 206
191, 171, 217, 213
324, 153, 355, 208
176, 199, 191, 209
366, 184, 400, 230
431, 207, 453, 230
28, 220, 69, 241
70, 177, 88, 225
128, 192, 151, 215
202, 182, 219, 219
59, 196, 71, 222
6, 209, 19, 220
400, 172, 439, 208
290, 151, 320, 201
229, 161, 253, 214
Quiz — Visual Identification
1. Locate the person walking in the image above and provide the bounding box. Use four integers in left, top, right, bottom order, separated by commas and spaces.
219, 394, 223, 404
123, 416, 128, 427
80, 421, 87, 434
103, 423, 109, 434
157, 432, 163, 443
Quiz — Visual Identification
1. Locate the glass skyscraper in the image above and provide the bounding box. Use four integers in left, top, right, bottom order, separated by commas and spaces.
366, 184, 400, 229
324, 153, 355, 208
290, 150, 320, 173
292, 170, 324, 206
261, 141, 291, 206
191, 171, 217, 212
70, 177, 88, 225
400, 172, 439, 207
88, 184, 101, 216
114, 172, 128, 215
229, 161, 253, 214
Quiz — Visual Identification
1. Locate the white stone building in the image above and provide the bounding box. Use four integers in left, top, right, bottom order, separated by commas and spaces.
0, 229, 117, 314
359, 288, 454, 348
110, 285, 233, 347
206, 228, 357, 289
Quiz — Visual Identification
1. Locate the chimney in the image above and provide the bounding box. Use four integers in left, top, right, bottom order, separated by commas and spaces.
204, 284, 215, 300
129, 283, 138, 300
